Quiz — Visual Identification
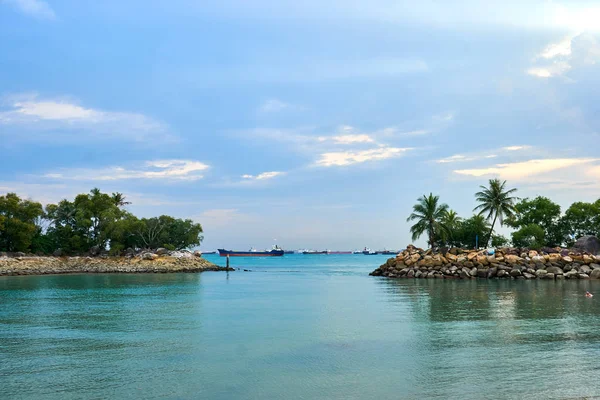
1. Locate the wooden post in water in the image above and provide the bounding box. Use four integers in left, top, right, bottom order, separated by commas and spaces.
226, 254, 230, 269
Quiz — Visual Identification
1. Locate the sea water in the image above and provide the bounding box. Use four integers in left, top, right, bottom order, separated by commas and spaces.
1, 254, 600, 399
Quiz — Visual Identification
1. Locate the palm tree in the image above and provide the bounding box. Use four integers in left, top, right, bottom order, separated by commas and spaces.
440, 209, 462, 247
407, 193, 449, 249
474, 179, 518, 247
111, 192, 131, 207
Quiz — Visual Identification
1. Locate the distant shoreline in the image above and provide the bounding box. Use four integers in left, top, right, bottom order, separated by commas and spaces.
0, 254, 233, 276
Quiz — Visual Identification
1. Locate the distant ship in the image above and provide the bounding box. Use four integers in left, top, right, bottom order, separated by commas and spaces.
202, 251, 217, 255
218, 246, 284, 257
362, 247, 378, 255
301, 250, 330, 254
329, 251, 352, 254
377, 250, 397, 255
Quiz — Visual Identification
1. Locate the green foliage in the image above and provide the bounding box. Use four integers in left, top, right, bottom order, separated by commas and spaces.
506, 196, 565, 246
0, 193, 45, 252
452, 215, 491, 249
407, 193, 449, 249
491, 234, 510, 247
474, 179, 518, 247
0, 189, 203, 255
560, 200, 600, 245
511, 224, 546, 250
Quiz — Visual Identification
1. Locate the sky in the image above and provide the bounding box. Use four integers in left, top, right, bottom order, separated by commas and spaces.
1, 0, 599, 250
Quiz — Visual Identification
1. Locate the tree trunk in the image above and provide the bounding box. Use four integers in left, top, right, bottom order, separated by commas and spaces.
429, 220, 435, 249
486, 213, 498, 248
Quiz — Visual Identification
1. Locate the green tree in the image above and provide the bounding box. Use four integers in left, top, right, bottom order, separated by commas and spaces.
474, 179, 518, 247
561, 200, 600, 244
407, 193, 449, 249
137, 216, 203, 250
506, 196, 564, 246
0, 193, 45, 252
440, 209, 462, 247
453, 214, 491, 249
491, 234, 510, 247
512, 224, 546, 249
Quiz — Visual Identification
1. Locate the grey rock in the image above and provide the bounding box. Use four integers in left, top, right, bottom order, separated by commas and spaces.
487, 267, 498, 278
535, 269, 548, 278
510, 268, 522, 277
155, 248, 169, 255
415, 270, 422, 278
591, 269, 600, 279
563, 264, 573, 272
555, 274, 565, 280
546, 266, 563, 275
523, 272, 536, 279
578, 273, 590, 279
573, 235, 600, 255
580, 265, 592, 274
141, 252, 158, 260
591, 263, 600, 270
407, 269, 415, 278
497, 270, 508, 278
542, 273, 555, 280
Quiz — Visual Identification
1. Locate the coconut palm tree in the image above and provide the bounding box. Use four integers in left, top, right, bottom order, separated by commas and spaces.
407, 193, 449, 249
474, 179, 518, 247
440, 209, 462, 247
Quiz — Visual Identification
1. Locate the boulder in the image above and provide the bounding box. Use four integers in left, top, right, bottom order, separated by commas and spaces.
193, 250, 202, 257
141, 252, 158, 260
590, 263, 600, 270
542, 273, 555, 280
155, 248, 169, 255
578, 273, 590, 279
546, 266, 563, 275
590, 269, 600, 279
535, 269, 548, 278
497, 269, 508, 278
510, 268, 522, 277
580, 265, 592, 275
573, 236, 600, 255
563, 256, 573, 263
523, 272, 536, 279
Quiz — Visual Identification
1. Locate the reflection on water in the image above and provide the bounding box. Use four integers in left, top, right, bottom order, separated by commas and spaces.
2, 262, 600, 399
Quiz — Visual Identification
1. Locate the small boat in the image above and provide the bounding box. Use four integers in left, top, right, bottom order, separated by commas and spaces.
218, 245, 284, 257
352, 250, 362, 254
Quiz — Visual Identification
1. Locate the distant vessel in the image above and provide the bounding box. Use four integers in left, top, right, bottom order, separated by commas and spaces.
353, 250, 362, 254
202, 251, 217, 255
218, 246, 284, 257
329, 251, 352, 254
377, 250, 397, 255
301, 250, 330, 254
362, 247, 377, 255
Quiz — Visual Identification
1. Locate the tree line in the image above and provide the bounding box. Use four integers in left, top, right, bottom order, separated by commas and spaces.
0, 189, 203, 255
407, 178, 600, 250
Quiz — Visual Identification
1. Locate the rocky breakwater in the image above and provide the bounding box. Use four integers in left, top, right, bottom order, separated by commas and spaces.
0, 250, 233, 276
370, 245, 600, 280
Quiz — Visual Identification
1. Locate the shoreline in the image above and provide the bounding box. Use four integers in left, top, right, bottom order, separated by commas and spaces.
0, 254, 233, 276
370, 245, 600, 280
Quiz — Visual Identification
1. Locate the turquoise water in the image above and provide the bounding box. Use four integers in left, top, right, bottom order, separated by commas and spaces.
2, 254, 600, 399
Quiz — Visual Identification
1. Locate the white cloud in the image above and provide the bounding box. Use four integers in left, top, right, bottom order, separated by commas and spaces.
454, 158, 597, 180
43, 160, 209, 182
316, 147, 411, 167
502, 145, 531, 151
241, 171, 285, 180
259, 99, 290, 113
436, 154, 497, 164
528, 32, 600, 78
0, 94, 170, 142
331, 134, 375, 144
5, 0, 55, 20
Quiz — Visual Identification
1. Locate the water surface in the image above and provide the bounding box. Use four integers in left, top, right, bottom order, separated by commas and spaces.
2, 254, 600, 399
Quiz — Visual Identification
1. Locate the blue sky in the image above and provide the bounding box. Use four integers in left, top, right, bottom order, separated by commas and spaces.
1, 0, 599, 250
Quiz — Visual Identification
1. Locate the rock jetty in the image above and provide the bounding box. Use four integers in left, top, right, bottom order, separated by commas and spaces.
0, 250, 232, 276
370, 245, 600, 280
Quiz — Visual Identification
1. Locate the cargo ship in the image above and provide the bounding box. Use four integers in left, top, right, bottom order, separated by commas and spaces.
218, 246, 284, 257
301, 250, 330, 254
